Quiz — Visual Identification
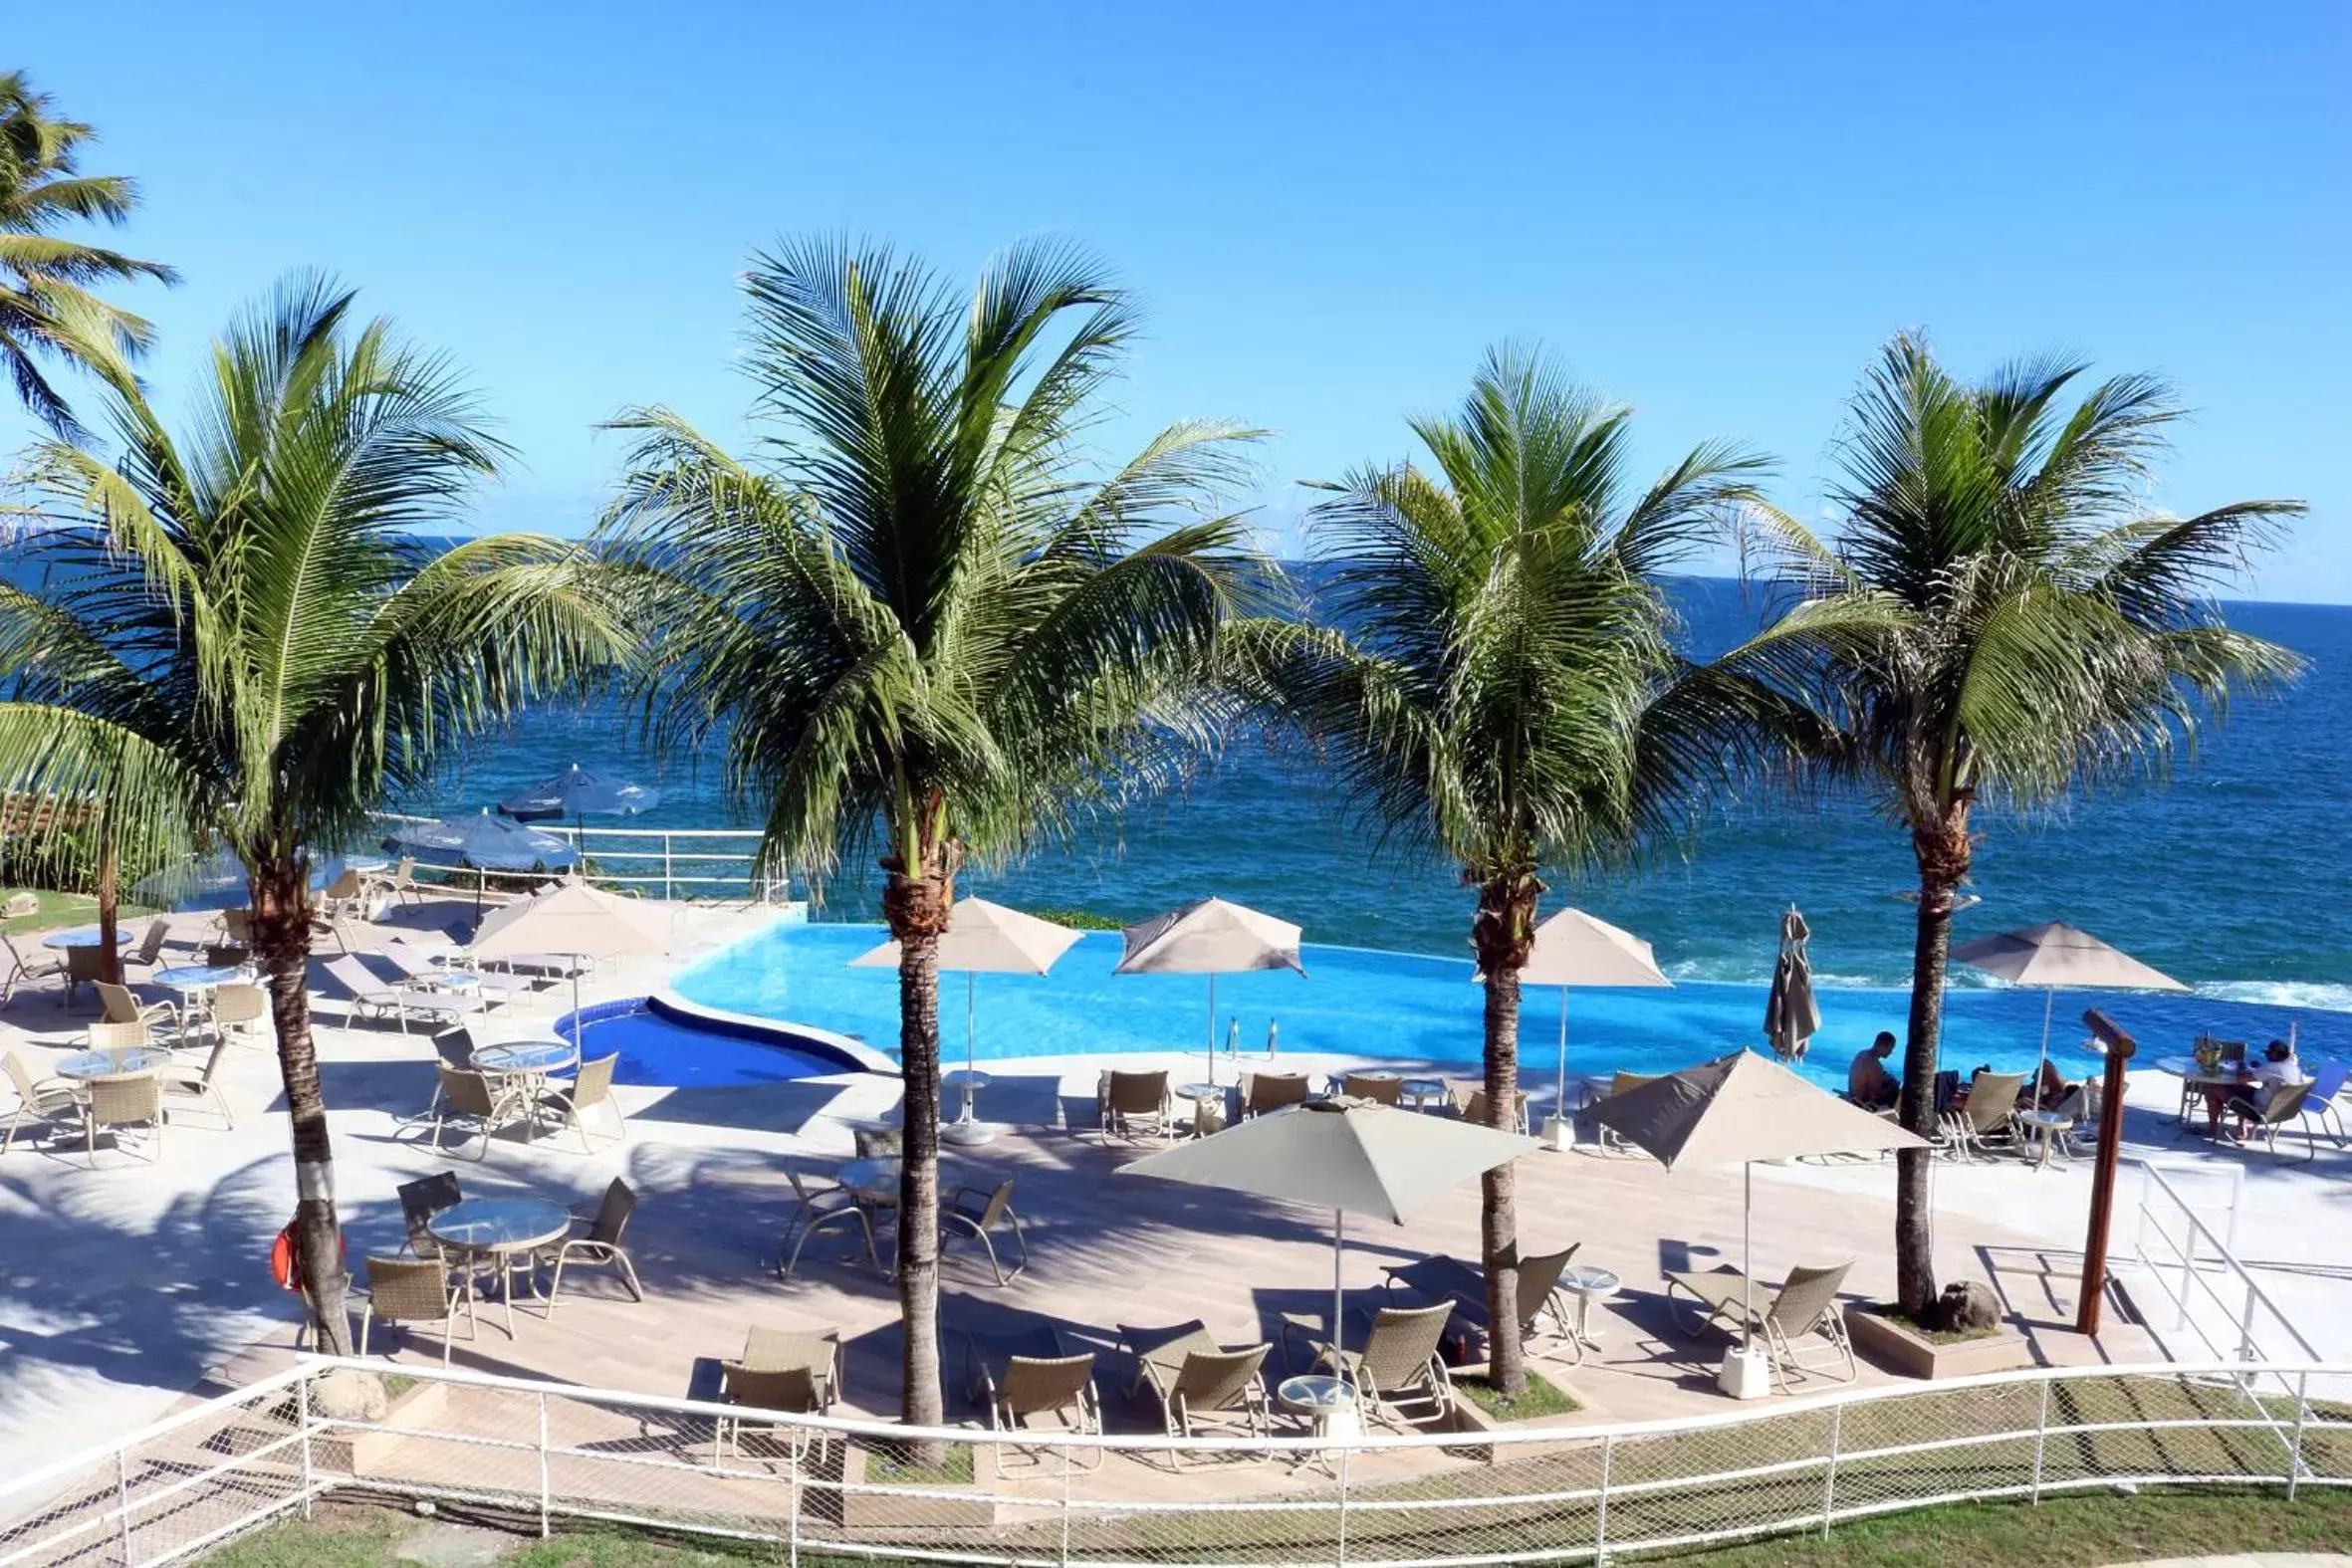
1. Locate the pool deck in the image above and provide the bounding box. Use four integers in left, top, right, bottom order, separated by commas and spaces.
1, 893, 2346, 1487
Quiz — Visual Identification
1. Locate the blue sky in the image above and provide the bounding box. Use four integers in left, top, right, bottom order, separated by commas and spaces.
9, 1, 2347, 596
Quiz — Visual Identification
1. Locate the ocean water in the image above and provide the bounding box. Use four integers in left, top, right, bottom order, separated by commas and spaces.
409, 577, 2351, 1033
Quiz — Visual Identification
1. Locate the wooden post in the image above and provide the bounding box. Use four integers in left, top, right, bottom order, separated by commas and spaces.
2076, 1008, 2137, 1337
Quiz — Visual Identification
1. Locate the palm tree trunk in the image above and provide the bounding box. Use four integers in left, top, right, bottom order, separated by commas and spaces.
881, 837, 956, 1455
1895, 808, 1972, 1318
252, 857, 353, 1355
94, 834, 120, 987
1471, 870, 1538, 1397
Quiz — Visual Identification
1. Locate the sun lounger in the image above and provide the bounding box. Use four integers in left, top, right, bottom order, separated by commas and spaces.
1116, 1320, 1272, 1457
1585, 1071, 1659, 1154
324, 955, 487, 1033
962, 1320, 1102, 1469
1939, 1071, 2025, 1163
1663, 1259, 1855, 1392
1283, 1299, 1455, 1431
381, 941, 538, 1005
1099, 1067, 1175, 1141
1382, 1244, 1578, 1354
1240, 1069, 1309, 1118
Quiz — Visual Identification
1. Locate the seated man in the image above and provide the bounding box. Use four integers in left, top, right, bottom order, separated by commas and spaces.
2221, 1039, 2302, 1143
1847, 1031, 1901, 1110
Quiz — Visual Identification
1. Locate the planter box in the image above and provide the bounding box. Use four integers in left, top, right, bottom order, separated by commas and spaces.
1845, 1305, 2033, 1380
214, 1375, 451, 1476
1441, 1374, 1597, 1463
838, 1441, 998, 1530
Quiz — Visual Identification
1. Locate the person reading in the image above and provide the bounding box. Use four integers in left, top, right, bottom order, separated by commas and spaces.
2218, 1039, 2302, 1143
1847, 1031, 1901, 1110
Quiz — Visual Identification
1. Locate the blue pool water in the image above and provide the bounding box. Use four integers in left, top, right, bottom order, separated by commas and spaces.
670, 922, 2335, 1090
555, 996, 851, 1088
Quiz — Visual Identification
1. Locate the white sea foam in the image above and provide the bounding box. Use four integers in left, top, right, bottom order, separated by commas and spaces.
2194, 981, 2352, 1014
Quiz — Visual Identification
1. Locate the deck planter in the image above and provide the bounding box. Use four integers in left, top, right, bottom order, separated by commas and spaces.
1844, 1304, 2032, 1380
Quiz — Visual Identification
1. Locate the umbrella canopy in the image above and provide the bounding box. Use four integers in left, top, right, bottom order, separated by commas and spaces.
1119, 1098, 1538, 1334
498, 764, 660, 823
383, 810, 580, 873
1115, 898, 1303, 1085
1953, 921, 2186, 1092
1506, 907, 1671, 1133
130, 846, 345, 907
470, 877, 667, 1045
849, 897, 1083, 977
1764, 908, 1822, 1062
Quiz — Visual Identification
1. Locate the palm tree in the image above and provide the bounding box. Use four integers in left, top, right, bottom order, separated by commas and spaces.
0, 71, 175, 436
1248, 346, 1771, 1396
0, 276, 627, 1351
598, 235, 1268, 1432
1725, 334, 2303, 1315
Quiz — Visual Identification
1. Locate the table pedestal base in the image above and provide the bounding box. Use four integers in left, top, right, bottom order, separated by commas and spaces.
1539, 1114, 1574, 1152
1717, 1346, 1772, 1400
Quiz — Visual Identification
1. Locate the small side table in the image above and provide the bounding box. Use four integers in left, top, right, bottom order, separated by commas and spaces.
941, 1069, 997, 1147
1556, 1263, 1618, 1365
1276, 1374, 1359, 1473
1178, 1080, 1227, 1137
1400, 1077, 1449, 1113
2017, 1108, 2076, 1170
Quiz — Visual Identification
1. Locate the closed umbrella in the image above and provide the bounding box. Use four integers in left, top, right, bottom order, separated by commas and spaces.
1763, 907, 1822, 1063
1507, 907, 1671, 1149
1114, 898, 1304, 1086
468, 876, 667, 1044
851, 898, 1083, 1144
1590, 1049, 1928, 1397
1952, 922, 2187, 1093
1119, 1098, 1538, 1340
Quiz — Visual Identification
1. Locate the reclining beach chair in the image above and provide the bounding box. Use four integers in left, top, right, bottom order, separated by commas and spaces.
326, 955, 487, 1034
2, 1050, 80, 1153
1339, 1072, 1402, 1106
940, 1178, 1029, 1284
381, 941, 537, 1006
1585, 1071, 1659, 1153
779, 1168, 882, 1279
1284, 1299, 1455, 1431
2234, 1079, 2318, 1161
1382, 1244, 1579, 1358
1099, 1067, 1175, 1142
975, 1344, 1103, 1470
1117, 1320, 1272, 1461
718, 1326, 843, 1461
1663, 1259, 1856, 1392
2298, 1061, 2349, 1148
1938, 1071, 2025, 1163
0, 934, 66, 1006
1240, 1069, 1309, 1118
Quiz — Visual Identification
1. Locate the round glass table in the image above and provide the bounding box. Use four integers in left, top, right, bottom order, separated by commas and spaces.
835, 1156, 902, 1206
1400, 1077, 1449, 1112
473, 1040, 580, 1076
1557, 1263, 1619, 1364
425, 1196, 575, 1334
1276, 1374, 1360, 1471
153, 963, 248, 993
41, 927, 128, 950
2016, 1108, 2078, 1170
55, 1044, 174, 1079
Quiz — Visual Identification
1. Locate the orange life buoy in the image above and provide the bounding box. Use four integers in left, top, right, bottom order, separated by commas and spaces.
270, 1220, 345, 1290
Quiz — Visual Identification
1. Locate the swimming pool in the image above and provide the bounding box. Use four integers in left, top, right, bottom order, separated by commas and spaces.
554, 995, 878, 1088
669, 922, 2333, 1089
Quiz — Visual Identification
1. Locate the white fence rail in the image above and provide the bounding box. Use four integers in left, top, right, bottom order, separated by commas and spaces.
2130, 1160, 2319, 1366
368, 812, 788, 904
4, 1356, 2346, 1568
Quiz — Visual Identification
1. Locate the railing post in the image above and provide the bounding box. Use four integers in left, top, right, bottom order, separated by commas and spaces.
2030, 1378, 2050, 1504
297, 1369, 315, 1517
536, 1392, 551, 1539
1335, 1438, 1350, 1568
1058, 1435, 1073, 1568
1819, 1404, 1842, 1536
1594, 1434, 1612, 1565
2176, 1209, 2194, 1331
116, 1447, 133, 1568
786, 1433, 803, 1568
662, 836, 674, 902
2288, 1370, 2311, 1498
2237, 1281, 2260, 1365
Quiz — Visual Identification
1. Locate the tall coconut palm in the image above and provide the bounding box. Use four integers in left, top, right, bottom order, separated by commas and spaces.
598, 235, 1267, 1433
1724, 335, 2303, 1314
0, 71, 175, 436
0, 276, 628, 1351
1246, 346, 1772, 1395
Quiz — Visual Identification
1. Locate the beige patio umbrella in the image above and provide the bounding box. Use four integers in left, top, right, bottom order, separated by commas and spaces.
1952, 922, 2187, 1091
851, 897, 1083, 1142
1114, 897, 1304, 1086
1509, 906, 1671, 1147
468, 877, 667, 1044
1118, 1099, 1539, 1340
1589, 1050, 1928, 1393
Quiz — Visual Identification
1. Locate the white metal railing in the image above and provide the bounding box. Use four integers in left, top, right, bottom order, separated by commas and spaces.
2130, 1159, 2319, 1366
368, 811, 789, 903
4, 1356, 2346, 1568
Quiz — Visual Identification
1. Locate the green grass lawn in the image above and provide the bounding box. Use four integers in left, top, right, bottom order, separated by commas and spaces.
0, 887, 158, 936
199, 1486, 2352, 1568
1453, 1369, 1581, 1420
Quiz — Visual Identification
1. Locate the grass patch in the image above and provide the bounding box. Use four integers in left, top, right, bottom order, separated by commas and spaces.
864, 1442, 977, 1486
1857, 1302, 1999, 1345
1023, 906, 1127, 931
0, 888, 157, 936
1453, 1369, 1580, 1421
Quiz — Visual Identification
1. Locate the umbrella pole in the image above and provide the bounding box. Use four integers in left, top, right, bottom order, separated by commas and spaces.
1555, 988, 1569, 1124
1332, 1208, 1346, 1347
572, 967, 582, 1049
1742, 1162, 1755, 1350
963, 971, 977, 1123
2036, 987, 2054, 1099
1207, 973, 1218, 1087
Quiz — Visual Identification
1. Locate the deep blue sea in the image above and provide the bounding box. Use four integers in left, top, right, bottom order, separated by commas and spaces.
410, 576, 2352, 1031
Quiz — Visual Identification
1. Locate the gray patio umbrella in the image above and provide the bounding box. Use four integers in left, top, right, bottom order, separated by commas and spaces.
497, 763, 661, 839
1118, 1099, 1539, 1340
1764, 907, 1822, 1062
1589, 1050, 1927, 1387
1952, 922, 2187, 1092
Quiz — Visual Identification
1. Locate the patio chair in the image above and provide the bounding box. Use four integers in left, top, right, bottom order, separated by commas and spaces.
121, 919, 175, 976
428, 1064, 526, 1160
1239, 1070, 1309, 1118
940, 1178, 1029, 1285
1382, 1243, 1579, 1354
718, 1329, 842, 1461
2234, 1080, 2319, 1161
1585, 1071, 1659, 1154
63, 944, 109, 1007
412, 1026, 479, 1119
325, 955, 487, 1034
96, 980, 182, 1041
851, 1125, 902, 1159
397, 1172, 465, 1257
159, 1038, 235, 1130
212, 984, 269, 1047
381, 941, 536, 1006
1939, 1071, 2025, 1163
82, 1072, 164, 1166
1663, 1259, 1856, 1392
779, 1168, 881, 1279
2, 1050, 79, 1154
219, 909, 254, 946
1117, 1321, 1272, 1458
1461, 1087, 1531, 1135
1100, 1067, 1175, 1142
542, 1178, 645, 1314
87, 1018, 150, 1050
204, 944, 251, 969
357, 1254, 475, 1366
975, 1344, 1103, 1469
1286, 1299, 1456, 1431
2298, 1061, 2349, 1147
0, 934, 65, 1005
1340, 1072, 1402, 1106
538, 1053, 626, 1152
366, 857, 420, 907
